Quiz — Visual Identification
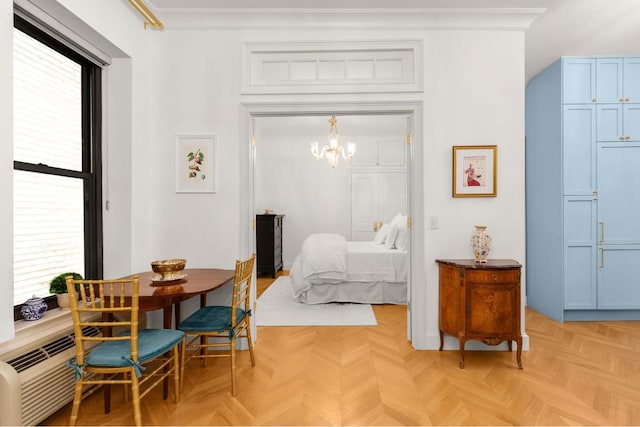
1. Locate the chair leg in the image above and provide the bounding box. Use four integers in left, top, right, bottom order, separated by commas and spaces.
123, 372, 130, 402
173, 344, 181, 403
180, 337, 186, 393
246, 322, 256, 367
69, 380, 83, 426
201, 335, 208, 367
130, 370, 142, 427
230, 336, 237, 396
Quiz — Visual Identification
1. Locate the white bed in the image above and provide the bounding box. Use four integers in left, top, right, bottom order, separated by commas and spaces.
290, 233, 408, 305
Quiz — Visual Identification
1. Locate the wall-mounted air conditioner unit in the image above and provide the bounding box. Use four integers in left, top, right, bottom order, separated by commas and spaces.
0, 309, 144, 426
0, 321, 100, 426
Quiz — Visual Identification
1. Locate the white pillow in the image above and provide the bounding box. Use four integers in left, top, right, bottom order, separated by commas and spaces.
395, 228, 409, 251
384, 224, 399, 249
391, 213, 408, 233
390, 213, 405, 227
373, 224, 389, 244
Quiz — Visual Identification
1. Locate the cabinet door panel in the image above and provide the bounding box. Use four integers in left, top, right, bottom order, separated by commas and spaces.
379, 172, 406, 224
350, 172, 378, 241
597, 143, 640, 243
596, 58, 623, 103
466, 285, 517, 336
564, 197, 597, 309
378, 140, 406, 167
350, 140, 406, 167
563, 105, 596, 195
624, 104, 640, 141
438, 266, 459, 336
350, 141, 378, 167
623, 57, 640, 102
597, 245, 640, 309
562, 58, 596, 103
596, 104, 623, 142
350, 171, 406, 241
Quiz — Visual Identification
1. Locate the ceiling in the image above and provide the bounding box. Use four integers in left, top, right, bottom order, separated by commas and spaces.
148, 0, 640, 81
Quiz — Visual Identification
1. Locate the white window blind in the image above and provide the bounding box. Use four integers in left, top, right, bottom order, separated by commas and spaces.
13, 27, 85, 305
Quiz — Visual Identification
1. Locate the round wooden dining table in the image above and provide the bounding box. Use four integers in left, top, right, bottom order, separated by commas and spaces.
122, 268, 236, 329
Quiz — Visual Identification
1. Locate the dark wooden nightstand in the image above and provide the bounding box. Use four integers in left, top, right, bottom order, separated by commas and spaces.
256, 214, 284, 278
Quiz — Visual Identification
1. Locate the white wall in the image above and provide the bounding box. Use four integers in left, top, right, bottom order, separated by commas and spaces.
422, 30, 526, 348
148, 25, 527, 348
0, 0, 14, 343
1, 4, 529, 350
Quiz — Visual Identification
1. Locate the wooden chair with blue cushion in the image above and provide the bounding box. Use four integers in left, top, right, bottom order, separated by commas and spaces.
178, 253, 256, 396
65, 275, 185, 426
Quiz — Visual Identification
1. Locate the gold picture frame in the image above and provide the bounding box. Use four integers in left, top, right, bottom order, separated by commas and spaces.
452, 145, 497, 198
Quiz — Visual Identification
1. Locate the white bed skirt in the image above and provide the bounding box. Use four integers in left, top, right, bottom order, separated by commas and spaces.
296, 280, 407, 305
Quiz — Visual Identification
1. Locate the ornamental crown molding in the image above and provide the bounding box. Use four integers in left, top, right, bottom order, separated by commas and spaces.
150, 7, 545, 31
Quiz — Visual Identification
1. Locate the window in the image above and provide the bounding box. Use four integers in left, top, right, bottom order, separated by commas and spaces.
13, 15, 102, 317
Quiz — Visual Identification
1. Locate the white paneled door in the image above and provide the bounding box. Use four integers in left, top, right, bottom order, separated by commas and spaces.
350, 171, 406, 241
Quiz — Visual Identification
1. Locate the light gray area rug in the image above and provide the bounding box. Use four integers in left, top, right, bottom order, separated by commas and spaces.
256, 276, 377, 326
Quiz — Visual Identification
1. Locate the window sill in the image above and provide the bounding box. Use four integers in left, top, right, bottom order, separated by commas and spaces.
14, 307, 72, 334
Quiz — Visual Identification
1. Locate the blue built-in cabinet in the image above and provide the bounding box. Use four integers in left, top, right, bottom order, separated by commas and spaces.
526, 56, 640, 322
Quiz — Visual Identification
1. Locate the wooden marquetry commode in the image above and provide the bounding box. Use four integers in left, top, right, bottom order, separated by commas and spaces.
436, 259, 523, 369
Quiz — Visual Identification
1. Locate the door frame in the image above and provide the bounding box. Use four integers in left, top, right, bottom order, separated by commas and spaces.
239, 101, 426, 348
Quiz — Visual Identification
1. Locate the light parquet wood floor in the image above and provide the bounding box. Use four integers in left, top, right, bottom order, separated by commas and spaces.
44, 273, 640, 426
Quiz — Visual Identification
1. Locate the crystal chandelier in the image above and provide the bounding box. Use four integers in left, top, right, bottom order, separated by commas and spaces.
310, 115, 356, 168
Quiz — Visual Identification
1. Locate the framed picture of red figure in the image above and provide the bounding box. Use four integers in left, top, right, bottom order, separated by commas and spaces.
452, 145, 497, 197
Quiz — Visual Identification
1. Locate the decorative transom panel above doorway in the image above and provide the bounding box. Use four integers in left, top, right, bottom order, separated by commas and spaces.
241, 40, 423, 94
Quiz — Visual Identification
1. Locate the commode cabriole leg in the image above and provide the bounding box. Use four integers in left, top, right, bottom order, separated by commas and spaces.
458, 336, 466, 369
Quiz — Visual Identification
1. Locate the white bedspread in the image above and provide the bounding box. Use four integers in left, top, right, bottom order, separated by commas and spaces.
290, 234, 407, 302
300, 233, 347, 284
345, 241, 407, 282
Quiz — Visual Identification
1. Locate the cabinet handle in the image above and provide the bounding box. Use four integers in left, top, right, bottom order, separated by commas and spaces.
599, 221, 604, 243
592, 189, 598, 201
619, 97, 625, 102
625, 136, 631, 140
620, 136, 627, 141
592, 98, 597, 102
599, 247, 604, 268
625, 97, 630, 102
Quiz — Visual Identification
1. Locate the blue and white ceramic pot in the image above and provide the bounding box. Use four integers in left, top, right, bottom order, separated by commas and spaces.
21, 296, 48, 321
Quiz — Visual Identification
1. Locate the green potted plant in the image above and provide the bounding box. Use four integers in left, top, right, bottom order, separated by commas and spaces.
49, 272, 83, 310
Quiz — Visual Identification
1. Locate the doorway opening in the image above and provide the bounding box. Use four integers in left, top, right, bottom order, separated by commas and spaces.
239, 102, 425, 348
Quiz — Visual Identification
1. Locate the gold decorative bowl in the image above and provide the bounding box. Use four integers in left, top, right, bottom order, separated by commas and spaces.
151, 259, 186, 281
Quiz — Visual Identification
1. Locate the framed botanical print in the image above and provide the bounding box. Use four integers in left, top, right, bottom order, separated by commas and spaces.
175, 135, 217, 193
